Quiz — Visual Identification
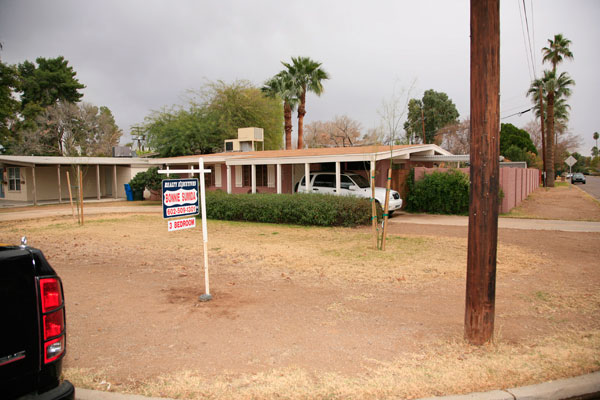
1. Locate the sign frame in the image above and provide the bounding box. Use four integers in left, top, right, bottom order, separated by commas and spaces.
161, 178, 200, 219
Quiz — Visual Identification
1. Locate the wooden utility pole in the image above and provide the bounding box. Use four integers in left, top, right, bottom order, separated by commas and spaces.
538, 86, 547, 187
465, 0, 500, 345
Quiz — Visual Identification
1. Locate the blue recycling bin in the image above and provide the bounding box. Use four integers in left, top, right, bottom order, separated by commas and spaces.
124, 184, 133, 201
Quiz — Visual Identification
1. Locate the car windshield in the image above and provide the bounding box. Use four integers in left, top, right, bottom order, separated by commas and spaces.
574, 173, 584, 178
349, 174, 370, 188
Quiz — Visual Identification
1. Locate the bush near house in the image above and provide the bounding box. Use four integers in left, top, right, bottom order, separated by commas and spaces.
406, 169, 470, 215
205, 191, 371, 227
129, 167, 179, 192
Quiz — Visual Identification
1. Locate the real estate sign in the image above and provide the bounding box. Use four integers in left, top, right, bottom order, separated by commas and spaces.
162, 178, 200, 219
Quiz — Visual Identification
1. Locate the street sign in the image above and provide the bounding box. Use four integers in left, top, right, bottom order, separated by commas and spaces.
167, 217, 196, 232
565, 155, 577, 167
162, 178, 199, 219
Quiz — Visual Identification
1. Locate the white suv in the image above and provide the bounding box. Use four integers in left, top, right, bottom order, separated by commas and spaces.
296, 172, 403, 216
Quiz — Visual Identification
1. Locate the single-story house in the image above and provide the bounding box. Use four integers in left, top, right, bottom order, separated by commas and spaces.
0, 143, 451, 205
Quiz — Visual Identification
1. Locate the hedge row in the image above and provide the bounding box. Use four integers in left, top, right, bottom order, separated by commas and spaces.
406, 169, 470, 215
204, 191, 372, 227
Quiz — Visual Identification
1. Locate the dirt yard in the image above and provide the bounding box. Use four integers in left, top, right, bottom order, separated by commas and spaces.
1, 185, 599, 399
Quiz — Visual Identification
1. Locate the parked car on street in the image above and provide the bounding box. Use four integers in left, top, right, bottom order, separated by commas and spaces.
295, 172, 403, 216
1, 238, 74, 400
571, 173, 586, 184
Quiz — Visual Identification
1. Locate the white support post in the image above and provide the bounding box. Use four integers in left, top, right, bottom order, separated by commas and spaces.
166, 165, 170, 177
113, 165, 118, 199
276, 164, 282, 194
96, 165, 101, 200
335, 161, 341, 195
251, 164, 256, 194
198, 158, 212, 301
305, 163, 311, 193
226, 165, 232, 194
32, 165, 37, 206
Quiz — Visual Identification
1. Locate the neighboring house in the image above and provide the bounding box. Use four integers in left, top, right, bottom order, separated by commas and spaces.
0, 155, 162, 205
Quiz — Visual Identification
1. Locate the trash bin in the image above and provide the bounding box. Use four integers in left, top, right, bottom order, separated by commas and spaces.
133, 189, 143, 201
124, 184, 133, 201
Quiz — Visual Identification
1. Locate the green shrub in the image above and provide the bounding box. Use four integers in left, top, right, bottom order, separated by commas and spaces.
204, 191, 372, 227
128, 167, 179, 191
406, 169, 470, 214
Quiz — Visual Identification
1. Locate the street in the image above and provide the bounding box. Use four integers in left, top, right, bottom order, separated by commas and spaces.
574, 175, 600, 200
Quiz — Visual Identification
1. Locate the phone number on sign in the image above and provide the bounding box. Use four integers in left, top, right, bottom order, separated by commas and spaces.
166, 205, 198, 216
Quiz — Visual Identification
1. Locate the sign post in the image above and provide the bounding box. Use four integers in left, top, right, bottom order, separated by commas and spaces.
158, 158, 212, 301
565, 155, 577, 177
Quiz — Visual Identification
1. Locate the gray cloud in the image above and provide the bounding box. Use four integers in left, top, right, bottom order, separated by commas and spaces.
1, 0, 598, 155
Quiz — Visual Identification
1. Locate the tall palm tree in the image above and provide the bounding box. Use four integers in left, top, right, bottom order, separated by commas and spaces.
542, 34, 574, 73
528, 70, 574, 186
594, 131, 599, 153
261, 72, 298, 150
281, 56, 329, 149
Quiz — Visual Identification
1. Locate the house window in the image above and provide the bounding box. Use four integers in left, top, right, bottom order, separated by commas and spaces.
8, 167, 21, 191
242, 165, 268, 187
204, 165, 215, 187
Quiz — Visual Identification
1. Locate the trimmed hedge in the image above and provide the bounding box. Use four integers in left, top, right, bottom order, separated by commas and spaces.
204, 191, 372, 227
406, 169, 470, 214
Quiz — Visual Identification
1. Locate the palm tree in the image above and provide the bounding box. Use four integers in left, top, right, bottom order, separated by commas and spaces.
542, 34, 574, 73
261, 72, 298, 150
594, 132, 599, 153
528, 70, 574, 186
281, 57, 329, 149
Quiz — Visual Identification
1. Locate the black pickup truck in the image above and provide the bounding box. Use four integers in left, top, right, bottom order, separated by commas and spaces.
0, 238, 74, 400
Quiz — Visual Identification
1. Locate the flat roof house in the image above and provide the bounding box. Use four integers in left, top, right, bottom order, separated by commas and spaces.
0, 143, 450, 205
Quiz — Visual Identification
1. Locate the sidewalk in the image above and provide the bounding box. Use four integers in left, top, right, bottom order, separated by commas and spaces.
393, 213, 600, 233
75, 371, 600, 400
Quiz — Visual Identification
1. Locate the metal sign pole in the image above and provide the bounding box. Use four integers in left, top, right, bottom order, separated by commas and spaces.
198, 158, 212, 302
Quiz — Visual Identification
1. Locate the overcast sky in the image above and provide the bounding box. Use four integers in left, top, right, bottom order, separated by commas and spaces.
1, 0, 598, 156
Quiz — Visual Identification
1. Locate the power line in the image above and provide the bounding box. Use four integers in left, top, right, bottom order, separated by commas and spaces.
501, 108, 532, 120
517, 0, 534, 81
522, 0, 537, 78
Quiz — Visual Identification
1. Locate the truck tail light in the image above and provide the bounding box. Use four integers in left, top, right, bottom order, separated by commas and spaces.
38, 277, 66, 364
40, 278, 62, 312
43, 309, 64, 339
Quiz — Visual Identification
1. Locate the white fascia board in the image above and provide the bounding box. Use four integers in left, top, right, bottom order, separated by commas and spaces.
225, 153, 376, 166
0, 155, 160, 166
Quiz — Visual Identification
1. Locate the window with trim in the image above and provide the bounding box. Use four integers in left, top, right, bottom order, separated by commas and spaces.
242, 165, 268, 187
8, 167, 21, 191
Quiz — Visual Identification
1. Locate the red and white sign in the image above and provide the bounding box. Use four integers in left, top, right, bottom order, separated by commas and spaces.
167, 217, 196, 232
163, 188, 198, 207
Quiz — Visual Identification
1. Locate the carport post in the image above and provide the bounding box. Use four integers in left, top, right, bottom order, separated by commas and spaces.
304, 163, 311, 193
335, 162, 341, 194
276, 164, 282, 194
57, 165, 62, 203
251, 164, 257, 194
226, 165, 232, 194
96, 165, 101, 200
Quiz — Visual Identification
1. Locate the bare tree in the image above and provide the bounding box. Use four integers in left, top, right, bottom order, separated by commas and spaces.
304, 115, 362, 148
377, 80, 415, 145
438, 119, 471, 154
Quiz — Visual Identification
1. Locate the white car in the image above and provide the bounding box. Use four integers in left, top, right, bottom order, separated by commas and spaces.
296, 172, 403, 216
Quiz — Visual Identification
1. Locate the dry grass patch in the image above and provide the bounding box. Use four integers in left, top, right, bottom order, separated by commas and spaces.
1, 215, 543, 288
64, 330, 600, 400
